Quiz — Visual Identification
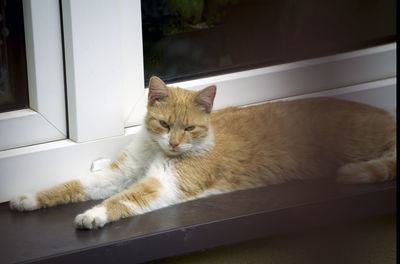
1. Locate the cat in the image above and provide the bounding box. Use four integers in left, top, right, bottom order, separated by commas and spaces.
10, 76, 396, 229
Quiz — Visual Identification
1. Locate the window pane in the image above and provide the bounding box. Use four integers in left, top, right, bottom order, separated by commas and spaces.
0, 0, 28, 113
141, 0, 396, 85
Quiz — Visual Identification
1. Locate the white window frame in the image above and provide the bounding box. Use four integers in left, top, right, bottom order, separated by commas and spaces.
60, 0, 145, 143
0, 0, 66, 151
0, 0, 396, 203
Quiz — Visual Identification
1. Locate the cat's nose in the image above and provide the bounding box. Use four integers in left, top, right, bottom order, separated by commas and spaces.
169, 140, 179, 148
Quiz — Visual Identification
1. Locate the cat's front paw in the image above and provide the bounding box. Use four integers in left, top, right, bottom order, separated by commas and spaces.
9, 193, 39, 211
75, 206, 108, 229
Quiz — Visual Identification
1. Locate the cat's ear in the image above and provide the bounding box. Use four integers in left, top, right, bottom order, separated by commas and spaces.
148, 76, 169, 106
194, 85, 216, 113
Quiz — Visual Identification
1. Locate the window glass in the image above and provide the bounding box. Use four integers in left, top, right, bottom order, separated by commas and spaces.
141, 0, 396, 85
0, 0, 28, 113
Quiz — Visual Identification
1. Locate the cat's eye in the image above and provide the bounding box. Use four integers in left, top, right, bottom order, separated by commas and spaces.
159, 120, 169, 129
185, 126, 195, 131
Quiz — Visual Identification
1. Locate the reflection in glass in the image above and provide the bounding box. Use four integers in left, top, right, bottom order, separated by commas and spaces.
141, 0, 396, 85
0, 0, 28, 113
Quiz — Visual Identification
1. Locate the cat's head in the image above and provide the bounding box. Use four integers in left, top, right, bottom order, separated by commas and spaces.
145, 76, 216, 156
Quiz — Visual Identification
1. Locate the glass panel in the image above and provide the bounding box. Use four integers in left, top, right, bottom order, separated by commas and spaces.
0, 0, 28, 113
141, 0, 396, 85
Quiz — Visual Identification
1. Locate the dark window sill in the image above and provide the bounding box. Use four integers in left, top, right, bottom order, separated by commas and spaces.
0, 179, 395, 264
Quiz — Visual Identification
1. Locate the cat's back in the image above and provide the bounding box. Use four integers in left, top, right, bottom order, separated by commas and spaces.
210, 97, 394, 165
211, 97, 393, 136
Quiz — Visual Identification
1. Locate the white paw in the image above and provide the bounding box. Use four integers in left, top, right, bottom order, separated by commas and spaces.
74, 206, 108, 229
9, 193, 39, 211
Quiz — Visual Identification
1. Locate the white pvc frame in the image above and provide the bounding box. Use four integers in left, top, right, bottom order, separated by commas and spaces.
61, 0, 144, 143
0, 0, 66, 150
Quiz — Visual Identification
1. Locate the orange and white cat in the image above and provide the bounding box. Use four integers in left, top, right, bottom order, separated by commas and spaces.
10, 76, 396, 229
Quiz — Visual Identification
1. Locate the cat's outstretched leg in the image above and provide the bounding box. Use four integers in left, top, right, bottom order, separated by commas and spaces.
10, 128, 156, 212
75, 172, 179, 229
10, 180, 89, 211
9, 153, 135, 211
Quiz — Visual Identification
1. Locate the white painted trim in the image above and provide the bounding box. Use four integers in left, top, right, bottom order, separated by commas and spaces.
0, 109, 65, 151
0, 0, 66, 151
23, 0, 66, 132
125, 43, 396, 126
270, 78, 396, 101
62, 0, 125, 142
118, 0, 145, 125
0, 77, 395, 203
267, 78, 397, 117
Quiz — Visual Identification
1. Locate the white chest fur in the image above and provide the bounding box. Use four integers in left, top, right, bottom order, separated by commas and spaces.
81, 127, 181, 203
121, 155, 180, 215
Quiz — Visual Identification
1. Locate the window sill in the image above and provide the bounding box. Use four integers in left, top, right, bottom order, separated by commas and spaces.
0, 178, 395, 263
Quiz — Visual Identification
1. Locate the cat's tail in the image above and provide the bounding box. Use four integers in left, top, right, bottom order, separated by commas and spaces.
336, 152, 396, 184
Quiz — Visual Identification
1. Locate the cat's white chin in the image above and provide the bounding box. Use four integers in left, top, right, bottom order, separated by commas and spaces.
164, 148, 185, 156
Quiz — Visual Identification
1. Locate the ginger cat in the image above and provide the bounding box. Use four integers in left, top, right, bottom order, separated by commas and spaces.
10, 76, 396, 229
